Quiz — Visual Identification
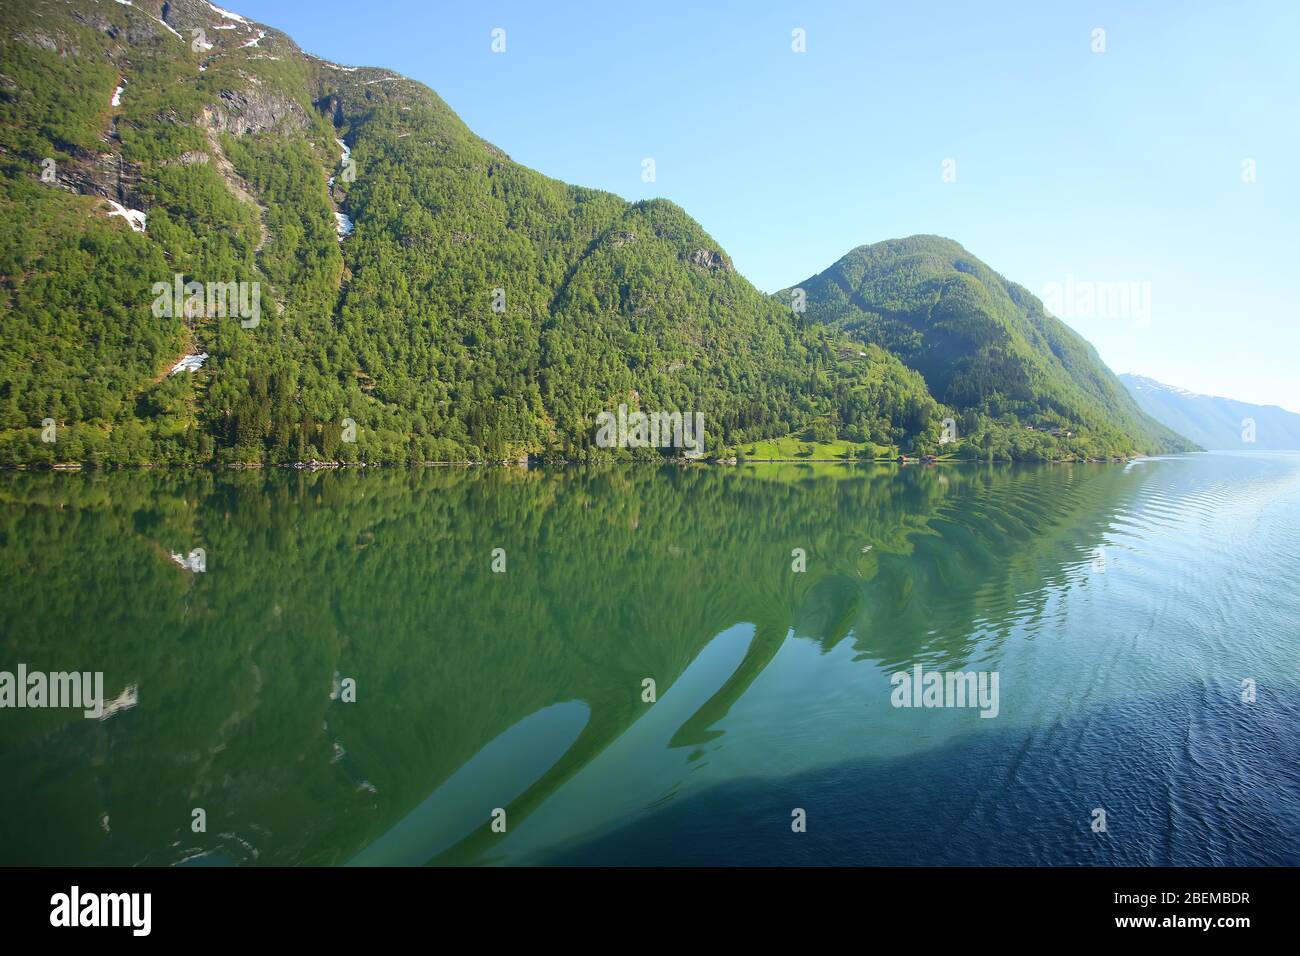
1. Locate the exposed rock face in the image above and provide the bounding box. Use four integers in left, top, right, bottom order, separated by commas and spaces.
689, 248, 733, 272
207, 87, 309, 136
69, 4, 166, 44
54, 149, 146, 212
17, 31, 83, 56
153, 0, 256, 36
317, 94, 345, 128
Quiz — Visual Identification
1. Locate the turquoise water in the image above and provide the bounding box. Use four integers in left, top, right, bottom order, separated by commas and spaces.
1, 453, 1297, 865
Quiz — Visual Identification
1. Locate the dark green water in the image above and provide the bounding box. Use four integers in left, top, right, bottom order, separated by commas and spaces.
2, 453, 1298, 865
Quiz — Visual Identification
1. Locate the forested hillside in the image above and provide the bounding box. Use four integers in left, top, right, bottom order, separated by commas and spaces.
779, 237, 1197, 460
0, 0, 948, 465
0, 1, 1186, 464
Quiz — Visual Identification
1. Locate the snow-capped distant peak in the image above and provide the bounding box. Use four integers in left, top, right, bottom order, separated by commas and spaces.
1122, 374, 1207, 399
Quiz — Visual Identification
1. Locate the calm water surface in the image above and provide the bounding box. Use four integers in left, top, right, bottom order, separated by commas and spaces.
1, 453, 1298, 865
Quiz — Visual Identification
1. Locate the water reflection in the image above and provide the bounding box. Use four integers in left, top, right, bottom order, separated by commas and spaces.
0, 462, 1152, 865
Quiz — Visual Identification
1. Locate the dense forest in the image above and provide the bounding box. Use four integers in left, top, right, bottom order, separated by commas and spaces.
777, 236, 1199, 461
0, 0, 1190, 464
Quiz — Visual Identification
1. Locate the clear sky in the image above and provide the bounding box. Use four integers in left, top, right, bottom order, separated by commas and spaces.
231, 0, 1300, 412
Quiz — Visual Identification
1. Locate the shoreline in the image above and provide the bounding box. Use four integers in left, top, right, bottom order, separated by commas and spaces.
3, 454, 1150, 472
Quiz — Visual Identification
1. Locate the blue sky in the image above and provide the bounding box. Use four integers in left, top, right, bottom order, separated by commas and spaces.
231, 0, 1300, 412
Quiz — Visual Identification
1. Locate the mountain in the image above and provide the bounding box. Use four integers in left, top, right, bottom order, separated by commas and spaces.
0, 1, 1183, 465
0, 0, 946, 465
1120, 374, 1300, 450
779, 236, 1197, 459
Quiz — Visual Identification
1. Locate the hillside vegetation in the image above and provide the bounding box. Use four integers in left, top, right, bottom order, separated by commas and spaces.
0, 1, 1188, 464
778, 236, 1198, 460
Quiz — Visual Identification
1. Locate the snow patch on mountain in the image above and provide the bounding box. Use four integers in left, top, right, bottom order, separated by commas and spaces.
110, 0, 183, 39
1122, 374, 1208, 400
208, 3, 248, 24
170, 353, 208, 375
104, 199, 147, 232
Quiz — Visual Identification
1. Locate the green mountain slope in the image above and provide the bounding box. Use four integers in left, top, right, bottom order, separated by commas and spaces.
0, 0, 942, 464
0, 2, 1183, 465
779, 236, 1197, 459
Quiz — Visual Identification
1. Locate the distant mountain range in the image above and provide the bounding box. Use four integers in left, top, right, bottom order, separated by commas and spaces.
0, 0, 1192, 464
1119, 374, 1300, 450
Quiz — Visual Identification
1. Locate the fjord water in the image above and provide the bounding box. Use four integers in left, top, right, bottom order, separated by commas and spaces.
1, 454, 1298, 866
